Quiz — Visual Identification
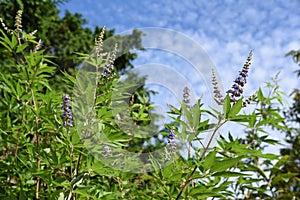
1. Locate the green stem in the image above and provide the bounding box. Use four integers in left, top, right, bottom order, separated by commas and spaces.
31, 87, 40, 199
175, 118, 226, 200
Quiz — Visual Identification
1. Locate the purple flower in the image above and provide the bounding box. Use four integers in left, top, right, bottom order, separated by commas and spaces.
103, 145, 111, 157
227, 51, 252, 102
168, 129, 176, 150
102, 64, 113, 78
101, 47, 117, 79
61, 94, 73, 127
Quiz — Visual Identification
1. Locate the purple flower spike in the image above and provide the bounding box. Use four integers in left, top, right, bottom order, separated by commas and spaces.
61, 94, 73, 127
227, 51, 252, 102
168, 129, 176, 150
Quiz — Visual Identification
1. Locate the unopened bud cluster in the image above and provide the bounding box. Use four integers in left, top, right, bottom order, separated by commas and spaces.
183, 86, 191, 110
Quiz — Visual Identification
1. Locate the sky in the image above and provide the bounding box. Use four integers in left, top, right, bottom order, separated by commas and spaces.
58, 0, 300, 100
59, 0, 300, 151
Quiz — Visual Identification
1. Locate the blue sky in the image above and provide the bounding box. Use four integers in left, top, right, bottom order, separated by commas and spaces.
59, 0, 300, 150
59, 0, 300, 95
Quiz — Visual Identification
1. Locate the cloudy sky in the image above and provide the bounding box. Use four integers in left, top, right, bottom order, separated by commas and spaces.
59, 0, 300, 150
59, 0, 299, 96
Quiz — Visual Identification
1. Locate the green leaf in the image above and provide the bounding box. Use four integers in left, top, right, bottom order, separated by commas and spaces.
192, 101, 201, 129
210, 157, 241, 172
228, 132, 234, 142
0, 41, 12, 52
257, 88, 264, 101
16, 44, 28, 53
169, 172, 182, 182
272, 155, 289, 172
228, 114, 251, 122
223, 95, 231, 119
260, 153, 278, 160
249, 112, 257, 127
212, 171, 251, 177
0, 30, 13, 51
181, 102, 192, 123
11, 34, 18, 50
162, 163, 173, 179
228, 98, 243, 118
264, 138, 279, 145
202, 150, 217, 171
243, 164, 268, 180
272, 173, 299, 185
189, 186, 223, 197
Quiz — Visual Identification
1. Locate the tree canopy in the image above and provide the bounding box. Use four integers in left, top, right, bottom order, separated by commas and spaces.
0, 0, 144, 90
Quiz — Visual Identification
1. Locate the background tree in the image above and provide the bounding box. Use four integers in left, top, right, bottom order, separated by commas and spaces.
0, 0, 165, 166
0, 0, 144, 90
276, 49, 300, 198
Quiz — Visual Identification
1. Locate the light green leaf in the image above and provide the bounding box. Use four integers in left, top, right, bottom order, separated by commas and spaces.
16, 43, 28, 53
257, 88, 264, 101
11, 34, 18, 50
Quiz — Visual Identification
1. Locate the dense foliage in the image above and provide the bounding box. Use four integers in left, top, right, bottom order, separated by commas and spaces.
0, 7, 299, 200
0, 0, 144, 91
278, 49, 300, 198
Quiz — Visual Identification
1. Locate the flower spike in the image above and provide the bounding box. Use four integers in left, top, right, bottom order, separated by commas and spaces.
61, 94, 73, 127
226, 50, 253, 102
212, 69, 224, 104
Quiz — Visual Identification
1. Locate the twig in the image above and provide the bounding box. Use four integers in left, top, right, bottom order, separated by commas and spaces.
175, 118, 226, 200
